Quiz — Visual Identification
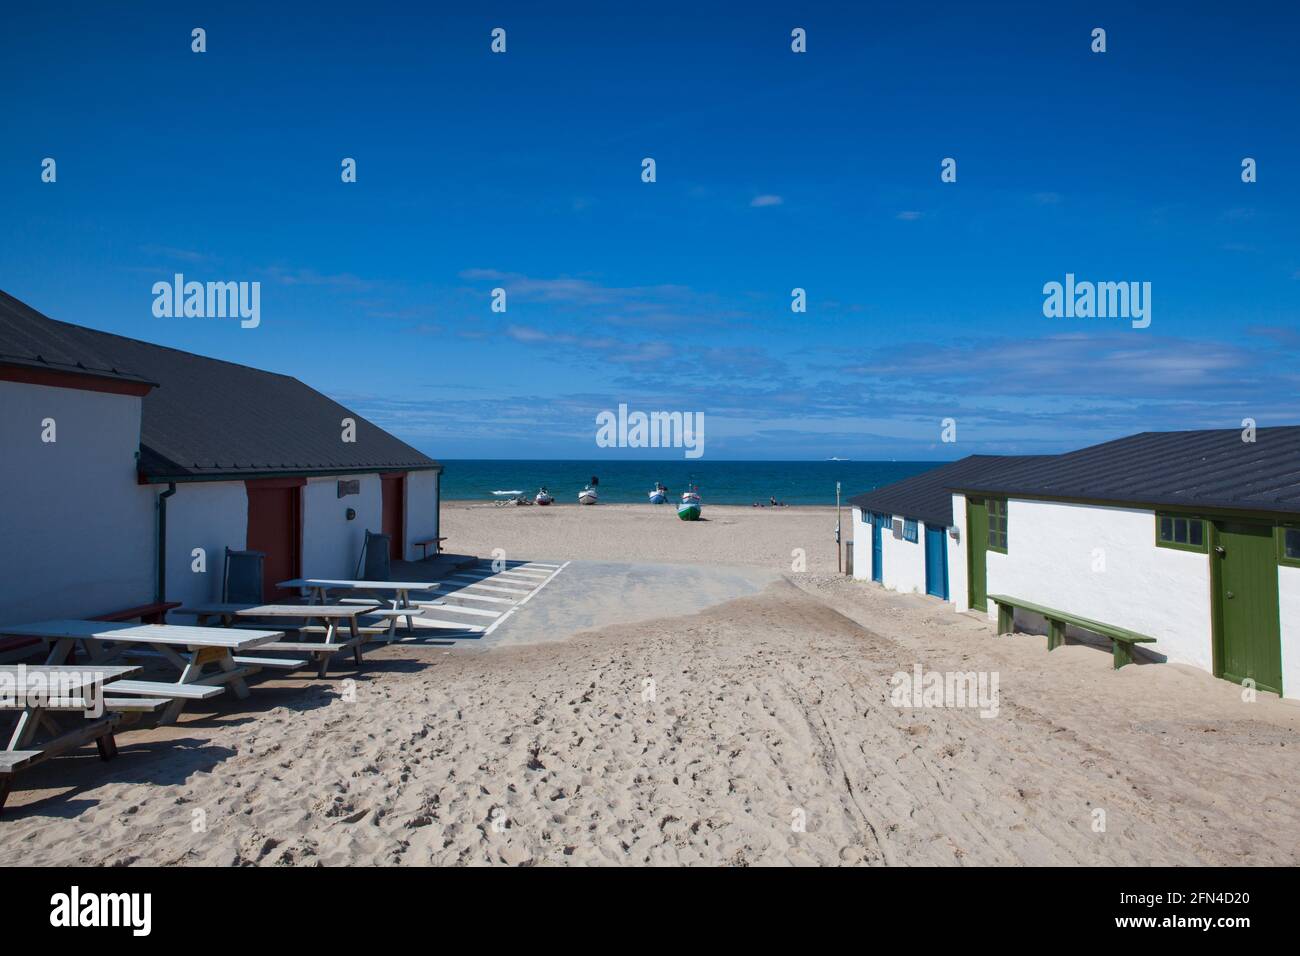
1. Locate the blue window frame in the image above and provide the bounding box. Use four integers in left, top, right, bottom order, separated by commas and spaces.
902, 519, 918, 543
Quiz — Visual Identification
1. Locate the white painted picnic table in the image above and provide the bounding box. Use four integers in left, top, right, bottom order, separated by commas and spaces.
0, 621, 283, 724
278, 578, 439, 638
0, 663, 142, 809
178, 603, 381, 674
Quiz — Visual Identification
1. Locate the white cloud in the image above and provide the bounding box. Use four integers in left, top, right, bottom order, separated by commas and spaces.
750, 194, 784, 207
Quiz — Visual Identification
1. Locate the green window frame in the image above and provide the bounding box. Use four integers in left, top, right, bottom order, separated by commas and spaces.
1277, 525, 1300, 568
902, 519, 918, 542
987, 498, 1008, 553
1155, 513, 1207, 553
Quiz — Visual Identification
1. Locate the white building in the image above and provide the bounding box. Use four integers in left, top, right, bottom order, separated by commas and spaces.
949, 429, 1299, 700
852, 432, 1300, 701
0, 290, 444, 628
848, 456, 1038, 601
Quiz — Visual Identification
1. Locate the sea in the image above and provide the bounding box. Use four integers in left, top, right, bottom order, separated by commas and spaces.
439, 460, 943, 506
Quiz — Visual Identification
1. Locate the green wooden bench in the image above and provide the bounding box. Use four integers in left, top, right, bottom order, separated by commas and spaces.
987, 594, 1157, 669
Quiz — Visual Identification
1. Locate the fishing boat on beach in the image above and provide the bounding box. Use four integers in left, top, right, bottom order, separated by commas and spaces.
535, 487, 553, 506
677, 484, 702, 521
578, 485, 599, 505
648, 482, 667, 504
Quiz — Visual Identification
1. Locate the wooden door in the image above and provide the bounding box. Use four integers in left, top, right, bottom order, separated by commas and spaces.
871, 513, 884, 582
245, 479, 303, 601
381, 473, 405, 562
1213, 520, 1283, 695
967, 497, 989, 612
925, 523, 949, 600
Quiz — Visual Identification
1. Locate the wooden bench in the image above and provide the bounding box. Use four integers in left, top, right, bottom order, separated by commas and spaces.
0, 636, 42, 663
92, 601, 182, 625
413, 537, 447, 559
0, 603, 185, 665
8, 602, 187, 666
109, 680, 225, 701
104, 697, 172, 713
988, 594, 1157, 669
251, 640, 356, 677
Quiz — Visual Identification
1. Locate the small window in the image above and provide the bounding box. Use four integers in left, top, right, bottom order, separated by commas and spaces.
987, 498, 1008, 552
1278, 526, 1300, 567
1156, 513, 1207, 553
903, 519, 918, 542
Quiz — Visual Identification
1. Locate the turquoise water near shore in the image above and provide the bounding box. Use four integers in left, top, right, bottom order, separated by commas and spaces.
439, 460, 941, 506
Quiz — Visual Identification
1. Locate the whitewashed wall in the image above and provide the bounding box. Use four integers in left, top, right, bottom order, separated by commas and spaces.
303, 474, 382, 579
1277, 565, 1300, 700
950, 493, 971, 612
850, 507, 930, 595
851, 507, 870, 580
882, 521, 926, 594
985, 499, 1215, 674
163, 480, 248, 610
404, 469, 440, 561
0, 380, 155, 625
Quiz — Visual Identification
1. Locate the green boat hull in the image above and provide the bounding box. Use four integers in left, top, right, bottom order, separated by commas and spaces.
677, 504, 701, 521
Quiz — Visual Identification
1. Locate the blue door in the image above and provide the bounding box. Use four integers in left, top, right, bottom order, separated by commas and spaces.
871, 513, 884, 582
924, 523, 949, 599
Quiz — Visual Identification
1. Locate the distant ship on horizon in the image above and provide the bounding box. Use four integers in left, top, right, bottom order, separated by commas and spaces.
827, 456, 851, 462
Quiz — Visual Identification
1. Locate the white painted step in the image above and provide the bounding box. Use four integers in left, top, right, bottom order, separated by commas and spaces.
424, 590, 516, 606
417, 604, 501, 618
454, 580, 531, 595
412, 618, 486, 632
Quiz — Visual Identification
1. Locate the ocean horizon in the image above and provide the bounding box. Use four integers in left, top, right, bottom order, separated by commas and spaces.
438, 459, 942, 506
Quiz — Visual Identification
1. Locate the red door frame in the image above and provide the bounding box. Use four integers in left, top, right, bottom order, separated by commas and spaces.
380, 472, 406, 562
244, 477, 305, 600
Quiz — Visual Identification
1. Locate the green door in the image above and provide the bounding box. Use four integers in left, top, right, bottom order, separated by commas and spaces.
1213, 520, 1283, 695
967, 497, 989, 612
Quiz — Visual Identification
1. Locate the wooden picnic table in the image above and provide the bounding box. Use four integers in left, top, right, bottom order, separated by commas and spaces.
0, 663, 141, 812
278, 578, 439, 638
0, 621, 283, 725
178, 603, 381, 676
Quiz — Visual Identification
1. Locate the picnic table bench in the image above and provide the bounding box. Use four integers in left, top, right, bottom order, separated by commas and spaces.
0, 601, 184, 664
279, 578, 439, 640
413, 537, 447, 559
0, 621, 284, 724
988, 594, 1157, 669
0, 664, 146, 812
179, 603, 380, 676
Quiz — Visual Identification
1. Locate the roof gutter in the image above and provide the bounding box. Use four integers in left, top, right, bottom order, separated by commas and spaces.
139, 463, 443, 484
947, 487, 1300, 520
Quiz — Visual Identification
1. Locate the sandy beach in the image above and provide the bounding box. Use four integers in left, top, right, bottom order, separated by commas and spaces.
2, 502, 1297, 866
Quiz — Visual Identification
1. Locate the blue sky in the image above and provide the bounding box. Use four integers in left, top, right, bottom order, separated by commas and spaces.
3, 1, 1297, 459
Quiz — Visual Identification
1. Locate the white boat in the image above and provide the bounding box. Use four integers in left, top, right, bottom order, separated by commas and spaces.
578, 485, 598, 505
678, 485, 701, 521
648, 484, 667, 504
535, 487, 553, 506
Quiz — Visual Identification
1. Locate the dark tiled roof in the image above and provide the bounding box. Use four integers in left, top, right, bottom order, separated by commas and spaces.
848, 455, 1046, 528
0, 290, 440, 481
952, 428, 1300, 515
0, 293, 156, 388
